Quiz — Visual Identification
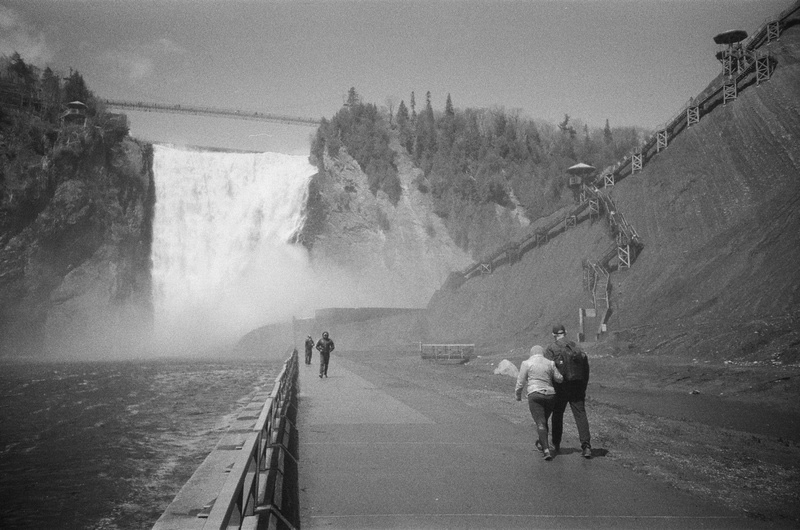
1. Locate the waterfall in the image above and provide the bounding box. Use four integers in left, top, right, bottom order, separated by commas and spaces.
150, 145, 317, 349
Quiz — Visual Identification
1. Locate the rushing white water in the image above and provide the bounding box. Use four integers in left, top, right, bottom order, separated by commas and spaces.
151, 145, 317, 349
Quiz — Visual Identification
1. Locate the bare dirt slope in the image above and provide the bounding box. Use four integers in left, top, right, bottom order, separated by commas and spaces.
609, 26, 800, 363
426, 15, 800, 368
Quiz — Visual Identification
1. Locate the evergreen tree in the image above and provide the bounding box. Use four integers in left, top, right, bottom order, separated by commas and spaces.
41, 67, 62, 121
397, 100, 412, 153
346, 87, 359, 107
415, 91, 436, 161
603, 119, 613, 144
445, 93, 454, 117
8, 52, 35, 86
558, 114, 576, 139
439, 93, 457, 152
396, 100, 409, 127
63, 70, 92, 104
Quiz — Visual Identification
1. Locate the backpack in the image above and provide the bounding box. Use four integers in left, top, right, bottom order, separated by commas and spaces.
554, 341, 587, 382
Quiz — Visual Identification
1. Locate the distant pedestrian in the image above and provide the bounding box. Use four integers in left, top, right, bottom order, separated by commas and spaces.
316, 331, 334, 378
516, 345, 563, 460
304, 335, 314, 365
545, 324, 592, 458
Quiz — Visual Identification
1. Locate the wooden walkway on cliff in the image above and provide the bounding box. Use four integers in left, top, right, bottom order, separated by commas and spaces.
444, 3, 797, 335
443, 1, 800, 340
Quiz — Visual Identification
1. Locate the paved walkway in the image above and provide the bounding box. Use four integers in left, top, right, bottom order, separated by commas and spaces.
297, 354, 770, 529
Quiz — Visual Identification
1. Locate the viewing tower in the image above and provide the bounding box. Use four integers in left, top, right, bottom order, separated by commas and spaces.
714, 29, 748, 104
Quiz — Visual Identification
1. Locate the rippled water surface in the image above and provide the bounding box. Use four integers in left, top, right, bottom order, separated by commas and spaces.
0, 358, 283, 529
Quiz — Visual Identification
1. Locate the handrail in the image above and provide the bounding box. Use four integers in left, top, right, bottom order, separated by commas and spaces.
158, 349, 300, 530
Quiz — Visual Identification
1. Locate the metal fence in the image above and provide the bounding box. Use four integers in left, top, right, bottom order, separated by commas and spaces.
420, 343, 475, 363
152, 349, 300, 530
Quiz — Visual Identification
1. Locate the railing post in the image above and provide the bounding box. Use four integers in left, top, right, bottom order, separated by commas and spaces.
722, 52, 735, 77
631, 148, 643, 174
656, 130, 668, 152
767, 20, 780, 42
589, 197, 601, 222
618, 244, 632, 269
756, 52, 772, 85
723, 78, 738, 104
687, 104, 700, 127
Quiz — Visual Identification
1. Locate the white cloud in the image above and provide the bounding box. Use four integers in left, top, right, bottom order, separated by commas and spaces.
97, 49, 151, 81
0, 6, 53, 65
154, 38, 187, 56
98, 38, 186, 82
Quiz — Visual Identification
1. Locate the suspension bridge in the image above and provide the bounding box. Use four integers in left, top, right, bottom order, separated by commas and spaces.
102, 99, 321, 127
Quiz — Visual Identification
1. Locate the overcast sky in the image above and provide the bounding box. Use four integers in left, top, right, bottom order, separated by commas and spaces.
1, 0, 790, 153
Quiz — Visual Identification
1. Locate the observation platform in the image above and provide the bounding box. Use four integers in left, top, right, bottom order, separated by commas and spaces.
297, 352, 766, 529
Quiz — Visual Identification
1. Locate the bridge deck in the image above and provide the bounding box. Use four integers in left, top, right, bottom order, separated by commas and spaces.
104, 99, 320, 127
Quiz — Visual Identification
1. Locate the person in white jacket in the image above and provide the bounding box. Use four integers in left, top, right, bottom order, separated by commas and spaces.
515, 345, 564, 460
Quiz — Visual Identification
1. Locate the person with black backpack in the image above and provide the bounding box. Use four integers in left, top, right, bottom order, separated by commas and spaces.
545, 324, 592, 458
304, 335, 315, 365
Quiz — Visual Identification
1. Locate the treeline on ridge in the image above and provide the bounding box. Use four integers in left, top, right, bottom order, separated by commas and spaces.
0, 52, 142, 246
311, 87, 644, 227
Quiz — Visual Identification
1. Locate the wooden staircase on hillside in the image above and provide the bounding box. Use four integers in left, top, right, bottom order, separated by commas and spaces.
440, 3, 796, 342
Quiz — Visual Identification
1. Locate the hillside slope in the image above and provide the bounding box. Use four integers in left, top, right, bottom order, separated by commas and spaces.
602, 21, 800, 362
424, 16, 800, 364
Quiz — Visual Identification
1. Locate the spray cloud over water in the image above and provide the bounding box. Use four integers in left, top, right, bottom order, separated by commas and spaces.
151, 145, 322, 351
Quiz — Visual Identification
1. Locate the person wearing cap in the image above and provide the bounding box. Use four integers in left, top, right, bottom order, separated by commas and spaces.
315, 331, 335, 378
304, 335, 315, 365
515, 345, 563, 460
545, 324, 592, 458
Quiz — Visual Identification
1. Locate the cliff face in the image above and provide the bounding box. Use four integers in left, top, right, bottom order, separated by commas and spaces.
0, 121, 154, 357
423, 18, 800, 363
299, 137, 473, 308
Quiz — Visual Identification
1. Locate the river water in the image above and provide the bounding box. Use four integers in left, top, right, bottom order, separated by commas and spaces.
0, 357, 284, 529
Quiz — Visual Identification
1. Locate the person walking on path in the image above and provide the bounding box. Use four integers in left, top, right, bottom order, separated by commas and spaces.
545, 324, 593, 458
516, 345, 563, 460
316, 331, 335, 378
304, 335, 314, 365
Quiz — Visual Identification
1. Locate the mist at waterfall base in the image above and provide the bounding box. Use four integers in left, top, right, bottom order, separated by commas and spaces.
150, 145, 370, 354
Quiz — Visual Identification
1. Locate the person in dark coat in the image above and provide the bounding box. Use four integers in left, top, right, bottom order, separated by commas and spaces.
304, 335, 314, 365
545, 324, 592, 458
315, 331, 335, 378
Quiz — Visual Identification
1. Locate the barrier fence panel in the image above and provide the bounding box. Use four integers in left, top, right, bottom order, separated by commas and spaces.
420, 343, 475, 363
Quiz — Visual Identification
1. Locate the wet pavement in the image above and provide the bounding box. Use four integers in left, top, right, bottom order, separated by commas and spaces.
297, 355, 779, 529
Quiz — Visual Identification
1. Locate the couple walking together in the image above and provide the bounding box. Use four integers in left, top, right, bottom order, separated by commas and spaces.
515, 324, 592, 461
304, 332, 335, 378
